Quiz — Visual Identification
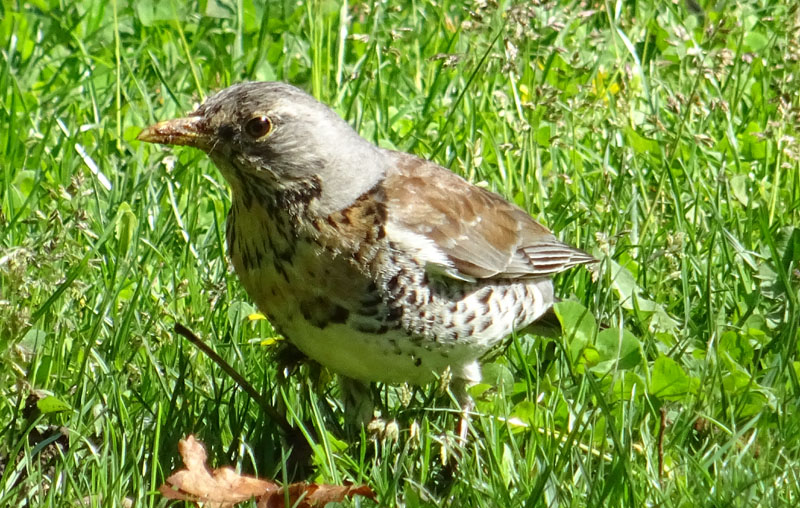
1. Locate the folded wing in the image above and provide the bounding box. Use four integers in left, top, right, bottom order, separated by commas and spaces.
383, 152, 595, 281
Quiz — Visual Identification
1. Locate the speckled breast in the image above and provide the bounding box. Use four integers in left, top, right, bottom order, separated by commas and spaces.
225, 195, 553, 386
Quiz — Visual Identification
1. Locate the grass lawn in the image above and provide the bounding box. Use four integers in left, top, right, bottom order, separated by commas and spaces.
2, 0, 800, 506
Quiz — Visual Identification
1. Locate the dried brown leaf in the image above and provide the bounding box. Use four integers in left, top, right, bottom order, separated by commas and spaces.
259, 482, 377, 508
159, 435, 276, 508
159, 436, 376, 508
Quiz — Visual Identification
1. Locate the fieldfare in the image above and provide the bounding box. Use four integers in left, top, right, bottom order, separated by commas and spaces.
138, 82, 594, 429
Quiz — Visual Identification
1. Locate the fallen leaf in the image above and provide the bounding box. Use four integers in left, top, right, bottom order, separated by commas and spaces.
159, 436, 376, 507
159, 436, 275, 507
260, 482, 377, 508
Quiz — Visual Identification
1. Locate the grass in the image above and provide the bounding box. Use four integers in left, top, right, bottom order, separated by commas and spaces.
2, 0, 799, 506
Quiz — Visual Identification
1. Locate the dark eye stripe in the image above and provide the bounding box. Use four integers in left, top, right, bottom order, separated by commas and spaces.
217, 124, 235, 141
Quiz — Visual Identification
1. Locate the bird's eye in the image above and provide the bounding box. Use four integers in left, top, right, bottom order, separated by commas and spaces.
244, 115, 272, 138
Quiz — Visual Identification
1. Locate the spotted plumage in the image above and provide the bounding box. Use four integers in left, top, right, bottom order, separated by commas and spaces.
138, 81, 595, 411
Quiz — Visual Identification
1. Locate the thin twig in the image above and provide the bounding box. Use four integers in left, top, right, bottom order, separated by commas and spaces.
173, 322, 294, 436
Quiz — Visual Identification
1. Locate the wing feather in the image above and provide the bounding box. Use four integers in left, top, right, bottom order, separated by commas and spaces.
383, 151, 595, 280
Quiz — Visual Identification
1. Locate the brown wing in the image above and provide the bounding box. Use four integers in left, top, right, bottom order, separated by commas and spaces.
383, 151, 595, 280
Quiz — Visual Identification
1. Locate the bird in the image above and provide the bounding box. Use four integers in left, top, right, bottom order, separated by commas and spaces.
138, 81, 594, 430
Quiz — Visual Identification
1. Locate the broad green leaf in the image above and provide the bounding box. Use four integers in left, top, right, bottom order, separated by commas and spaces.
608, 259, 678, 331
650, 356, 695, 400
740, 121, 767, 160
554, 300, 597, 364
719, 330, 754, 366
509, 400, 537, 427
228, 301, 258, 325
611, 373, 645, 402
591, 327, 643, 374
721, 361, 753, 394
730, 174, 749, 206
535, 125, 551, 147
736, 392, 770, 418
135, 0, 180, 26
482, 362, 515, 391
625, 127, 659, 155
744, 31, 769, 52
18, 328, 48, 353
204, 0, 236, 18
12, 169, 36, 197
37, 396, 71, 414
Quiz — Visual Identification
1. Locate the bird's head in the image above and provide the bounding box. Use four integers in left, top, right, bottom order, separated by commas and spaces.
138, 82, 387, 215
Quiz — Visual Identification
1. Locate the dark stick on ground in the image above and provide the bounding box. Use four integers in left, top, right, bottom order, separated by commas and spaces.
173, 323, 315, 477
173, 322, 294, 436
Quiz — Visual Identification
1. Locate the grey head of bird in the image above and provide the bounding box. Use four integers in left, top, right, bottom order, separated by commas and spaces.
138, 81, 389, 216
